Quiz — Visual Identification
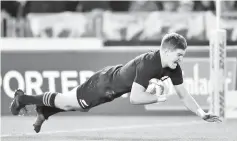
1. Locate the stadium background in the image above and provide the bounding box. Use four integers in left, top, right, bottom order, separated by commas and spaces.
1, 1, 237, 140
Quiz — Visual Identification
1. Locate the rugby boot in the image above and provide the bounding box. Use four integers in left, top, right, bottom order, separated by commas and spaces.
10, 89, 27, 115
33, 106, 46, 133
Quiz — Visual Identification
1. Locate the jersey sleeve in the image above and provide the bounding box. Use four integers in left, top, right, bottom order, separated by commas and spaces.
134, 61, 155, 88
169, 64, 183, 85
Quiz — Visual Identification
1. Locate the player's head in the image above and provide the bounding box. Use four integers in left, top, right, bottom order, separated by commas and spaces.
160, 33, 187, 69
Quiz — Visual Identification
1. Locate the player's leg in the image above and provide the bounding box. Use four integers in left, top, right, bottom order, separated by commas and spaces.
34, 86, 82, 123
32, 86, 83, 133
10, 86, 84, 115
33, 106, 65, 133
54, 86, 83, 111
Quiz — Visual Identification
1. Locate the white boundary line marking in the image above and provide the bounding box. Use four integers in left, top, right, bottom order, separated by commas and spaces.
1, 120, 204, 137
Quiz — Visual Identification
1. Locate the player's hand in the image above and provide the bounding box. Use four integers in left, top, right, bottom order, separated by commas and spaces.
202, 114, 222, 123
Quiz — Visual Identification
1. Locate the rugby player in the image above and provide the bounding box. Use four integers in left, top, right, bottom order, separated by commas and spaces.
10, 33, 222, 133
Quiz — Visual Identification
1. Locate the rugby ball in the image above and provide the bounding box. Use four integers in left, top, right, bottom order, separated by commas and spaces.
146, 78, 164, 96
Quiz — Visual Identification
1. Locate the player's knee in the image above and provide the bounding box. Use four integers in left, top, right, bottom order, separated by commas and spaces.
54, 94, 70, 109
54, 94, 83, 111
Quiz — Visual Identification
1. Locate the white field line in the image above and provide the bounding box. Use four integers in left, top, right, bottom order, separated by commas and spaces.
1, 120, 204, 137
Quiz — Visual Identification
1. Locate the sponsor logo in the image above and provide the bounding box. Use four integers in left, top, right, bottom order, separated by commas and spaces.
0, 70, 95, 98
79, 99, 89, 108
219, 39, 226, 117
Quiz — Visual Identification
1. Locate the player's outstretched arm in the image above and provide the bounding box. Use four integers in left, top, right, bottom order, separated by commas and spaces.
130, 82, 158, 105
174, 83, 222, 123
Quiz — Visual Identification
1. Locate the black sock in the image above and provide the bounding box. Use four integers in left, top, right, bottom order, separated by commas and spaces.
41, 106, 65, 120
19, 92, 57, 107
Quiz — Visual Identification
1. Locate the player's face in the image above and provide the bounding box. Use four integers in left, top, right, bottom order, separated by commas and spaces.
166, 48, 186, 69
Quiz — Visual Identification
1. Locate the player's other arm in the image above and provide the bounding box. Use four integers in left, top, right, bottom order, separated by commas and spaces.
174, 84, 205, 117
174, 84, 222, 122
130, 82, 158, 105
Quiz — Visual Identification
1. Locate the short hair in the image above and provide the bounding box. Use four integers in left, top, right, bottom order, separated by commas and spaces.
161, 33, 187, 50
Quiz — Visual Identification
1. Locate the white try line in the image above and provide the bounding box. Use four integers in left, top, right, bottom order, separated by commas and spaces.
1, 120, 204, 138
